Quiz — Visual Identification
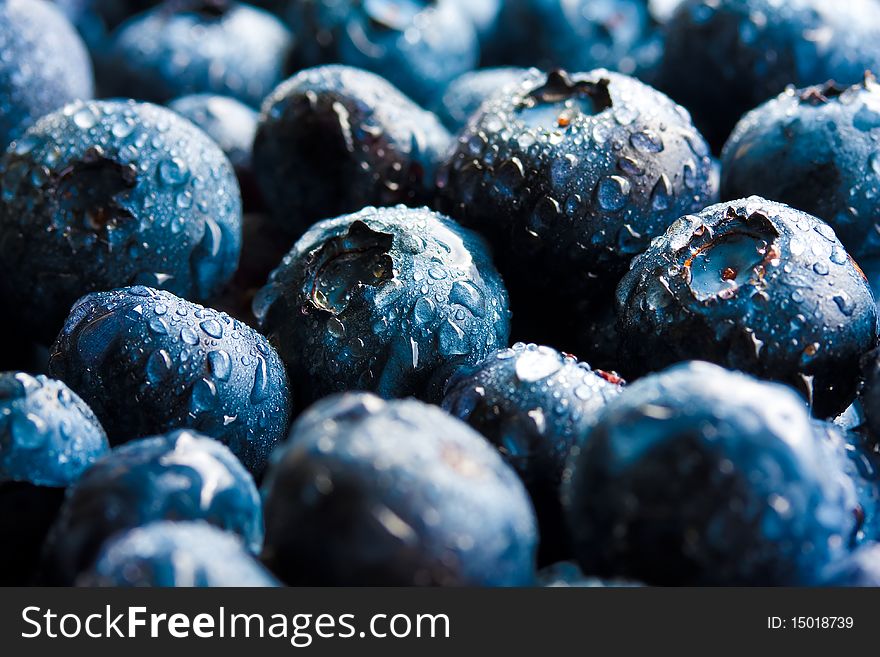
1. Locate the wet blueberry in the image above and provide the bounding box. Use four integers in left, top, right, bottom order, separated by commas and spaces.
813, 420, 880, 546
254, 205, 510, 406
722, 76, 880, 265
253, 65, 451, 237
616, 197, 878, 418
437, 68, 716, 353
261, 393, 537, 585
42, 429, 263, 584
285, 0, 479, 107
489, 0, 650, 76
0, 99, 242, 344
0, 0, 94, 150
49, 286, 291, 476
106, 0, 293, 107
821, 543, 880, 586
442, 343, 623, 564
0, 372, 109, 585
169, 93, 263, 211
78, 521, 280, 587
656, 0, 880, 151
563, 361, 858, 585
433, 67, 531, 132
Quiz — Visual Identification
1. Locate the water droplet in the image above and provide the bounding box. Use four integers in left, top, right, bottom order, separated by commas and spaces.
190, 378, 217, 412
180, 327, 199, 345
514, 347, 562, 382
145, 349, 172, 383
438, 319, 469, 355
596, 176, 631, 211
833, 292, 855, 316
251, 356, 269, 403
630, 130, 664, 153
200, 319, 223, 339
413, 297, 435, 325
650, 174, 672, 211
449, 281, 485, 317
73, 106, 97, 130
208, 350, 232, 381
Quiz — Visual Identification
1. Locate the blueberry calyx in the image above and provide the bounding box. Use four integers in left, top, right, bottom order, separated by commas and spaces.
305, 220, 394, 314
683, 207, 780, 302
797, 80, 848, 106
54, 147, 138, 231
522, 69, 613, 120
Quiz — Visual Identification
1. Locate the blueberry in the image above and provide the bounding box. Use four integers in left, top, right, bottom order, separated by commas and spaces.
656, 0, 880, 151
43, 429, 263, 584
617, 198, 878, 418
813, 420, 880, 546
106, 0, 293, 107
534, 0, 651, 75
722, 76, 880, 264
254, 205, 510, 406
285, 0, 479, 107
0, 372, 108, 488
0, 0, 94, 150
489, 0, 650, 75
821, 543, 880, 586
537, 560, 642, 587
261, 392, 537, 585
433, 67, 531, 132
563, 361, 858, 585
49, 286, 291, 476
253, 65, 451, 236
168, 94, 263, 211
0, 372, 109, 585
52, 1, 160, 51
78, 521, 280, 587
442, 343, 623, 563
858, 347, 880, 451
437, 69, 716, 352
0, 99, 242, 344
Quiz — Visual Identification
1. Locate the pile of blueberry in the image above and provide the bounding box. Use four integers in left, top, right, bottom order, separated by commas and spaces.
3, 0, 880, 588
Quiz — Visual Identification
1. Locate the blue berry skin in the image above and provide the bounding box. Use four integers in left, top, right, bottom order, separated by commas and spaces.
254, 205, 510, 406
0, 372, 109, 488
813, 421, 880, 546
168, 94, 262, 211
106, 1, 292, 108
858, 347, 880, 453
43, 429, 264, 585
0, 372, 109, 585
49, 287, 291, 476
261, 393, 537, 586
253, 66, 451, 237
534, 0, 651, 75
489, 0, 650, 76
563, 361, 858, 586
722, 77, 880, 264
442, 343, 623, 564
0, 99, 242, 345
78, 521, 280, 587
433, 67, 531, 132
821, 543, 880, 586
286, 0, 479, 107
437, 69, 716, 350
616, 197, 878, 419
656, 0, 880, 151
0, 0, 94, 150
